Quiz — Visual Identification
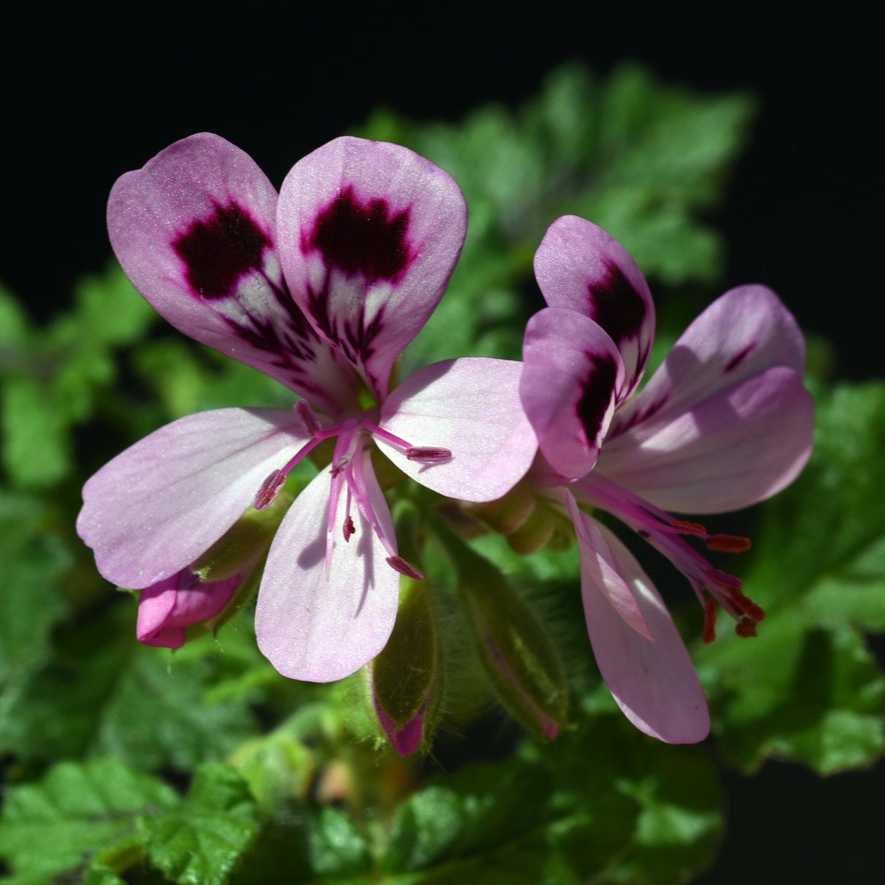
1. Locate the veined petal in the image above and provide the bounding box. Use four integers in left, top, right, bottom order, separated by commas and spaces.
377, 358, 537, 502
255, 463, 401, 682
77, 408, 308, 588
108, 132, 359, 413
521, 309, 623, 480
568, 495, 653, 640
276, 136, 468, 399
599, 366, 814, 513
580, 524, 710, 744
611, 285, 807, 439
534, 216, 654, 401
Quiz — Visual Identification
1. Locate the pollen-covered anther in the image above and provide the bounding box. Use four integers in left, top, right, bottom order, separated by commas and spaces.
726, 586, 766, 623
386, 555, 424, 581
343, 515, 356, 541
254, 469, 286, 510
405, 446, 452, 463
702, 597, 718, 644
295, 399, 323, 437
735, 617, 758, 638
671, 519, 708, 537
706, 533, 752, 553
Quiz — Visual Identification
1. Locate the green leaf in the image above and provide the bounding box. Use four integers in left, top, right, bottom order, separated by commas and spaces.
380, 715, 721, 885
699, 382, 885, 773
0, 756, 177, 882
0, 600, 260, 772
139, 763, 259, 885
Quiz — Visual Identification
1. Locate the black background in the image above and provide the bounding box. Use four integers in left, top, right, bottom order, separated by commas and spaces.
3, 3, 882, 882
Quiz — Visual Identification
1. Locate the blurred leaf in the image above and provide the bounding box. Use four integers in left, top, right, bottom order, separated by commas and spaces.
699, 383, 885, 773
139, 763, 259, 885
0, 756, 177, 883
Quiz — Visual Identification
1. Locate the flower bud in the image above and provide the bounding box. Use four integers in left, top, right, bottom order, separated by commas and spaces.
434, 522, 568, 740
369, 577, 440, 757
135, 568, 245, 649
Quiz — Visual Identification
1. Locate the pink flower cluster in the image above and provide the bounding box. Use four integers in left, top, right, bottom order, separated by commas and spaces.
78, 134, 813, 749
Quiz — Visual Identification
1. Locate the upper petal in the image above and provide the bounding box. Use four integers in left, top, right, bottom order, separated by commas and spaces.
276, 137, 468, 399
108, 132, 359, 413
580, 524, 710, 744
255, 462, 401, 682
521, 308, 623, 480
534, 216, 655, 402
610, 285, 807, 439
377, 358, 537, 502
77, 408, 307, 588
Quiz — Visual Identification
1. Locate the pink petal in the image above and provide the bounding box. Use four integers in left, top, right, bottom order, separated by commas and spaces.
108, 132, 359, 414
255, 462, 401, 682
276, 137, 467, 400
580, 524, 710, 744
136, 569, 241, 649
599, 366, 814, 513
534, 216, 655, 401
568, 495, 653, 641
377, 358, 537, 502
77, 408, 307, 588
611, 285, 807, 439
521, 308, 623, 480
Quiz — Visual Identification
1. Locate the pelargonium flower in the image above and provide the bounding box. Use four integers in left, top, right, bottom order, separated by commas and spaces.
77, 133, 536, 682
520, 215, 814, 743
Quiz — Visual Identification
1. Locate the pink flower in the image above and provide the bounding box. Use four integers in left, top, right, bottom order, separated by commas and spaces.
77, 134, 535, 682
136, 568, 243, 649
520, 216, 814, 743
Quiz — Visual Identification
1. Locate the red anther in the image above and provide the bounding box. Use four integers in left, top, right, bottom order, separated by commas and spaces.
702, 597, 718, 644
671, 519, 708, 537
343, 515, 356, 542
405, 446, 452, 463
735, 617, 758, 638
295, 399, 322, 437
707, 534, 752, 553
385, 555, 424, 581
254, 469, 286, 510
727, 587, 766, 623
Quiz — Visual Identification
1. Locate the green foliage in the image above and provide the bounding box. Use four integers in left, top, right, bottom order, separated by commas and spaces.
698, 383, 885, 773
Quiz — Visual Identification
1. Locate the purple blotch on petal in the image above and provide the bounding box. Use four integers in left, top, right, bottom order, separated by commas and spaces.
174, 203, 272, 298
725, 342, 757, 372
578, 353, 618, 446
588, 263, 647, 346
302, 187, 412, 284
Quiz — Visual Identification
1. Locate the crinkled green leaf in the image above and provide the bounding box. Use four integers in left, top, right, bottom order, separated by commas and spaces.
0, 756, 177, 882
0, 491, 71, 687
0, 600, 259, 772
378, 715, 721, 885
699, 383, 885, 773
139, 763, 259, 885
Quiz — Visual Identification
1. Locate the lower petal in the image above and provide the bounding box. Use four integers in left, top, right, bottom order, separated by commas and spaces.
255, 464, 401, 682
581, 524, 710, 744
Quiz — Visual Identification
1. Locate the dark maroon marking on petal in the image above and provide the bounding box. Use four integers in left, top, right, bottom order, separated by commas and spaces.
724, 341, 757, 372
174, 203, 272, 298
587, 263, 647, 346
302, 187, 412, 285
614, 393, 670, 433
577, 352, 618, 446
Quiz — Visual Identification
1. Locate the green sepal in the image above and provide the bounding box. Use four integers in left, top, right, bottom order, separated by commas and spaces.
433, 520, 569, 740
372, 577, 441, 732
